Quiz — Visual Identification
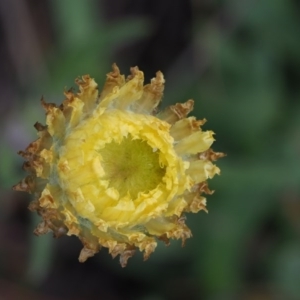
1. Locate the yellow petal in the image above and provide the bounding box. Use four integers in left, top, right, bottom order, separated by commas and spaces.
174, 131, 215, 155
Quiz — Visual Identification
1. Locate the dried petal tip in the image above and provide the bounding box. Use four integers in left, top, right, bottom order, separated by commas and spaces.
13, 64, 224, 266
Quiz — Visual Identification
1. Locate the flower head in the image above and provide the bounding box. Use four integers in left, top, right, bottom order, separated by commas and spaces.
13, 64, 224, 266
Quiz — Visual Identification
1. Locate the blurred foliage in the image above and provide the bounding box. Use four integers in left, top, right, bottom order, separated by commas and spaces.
1, 0, 300, 299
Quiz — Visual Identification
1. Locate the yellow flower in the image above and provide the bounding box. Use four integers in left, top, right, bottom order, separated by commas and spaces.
13, 64, 224, 267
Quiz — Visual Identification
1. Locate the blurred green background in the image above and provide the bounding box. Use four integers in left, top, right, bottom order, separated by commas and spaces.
1, 0, 300, 299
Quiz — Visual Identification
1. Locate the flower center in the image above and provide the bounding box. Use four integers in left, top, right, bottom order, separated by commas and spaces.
98, 135, 166, 199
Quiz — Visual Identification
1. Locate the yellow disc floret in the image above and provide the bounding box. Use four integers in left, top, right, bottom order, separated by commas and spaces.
99, 135, 166, 199
13, 64, 225, 266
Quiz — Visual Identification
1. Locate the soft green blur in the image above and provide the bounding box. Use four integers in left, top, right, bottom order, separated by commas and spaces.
1, 0, 300, 299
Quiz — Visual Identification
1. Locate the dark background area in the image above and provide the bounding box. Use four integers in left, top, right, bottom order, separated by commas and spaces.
1, 0, 300, 299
